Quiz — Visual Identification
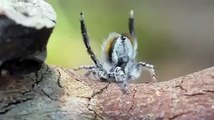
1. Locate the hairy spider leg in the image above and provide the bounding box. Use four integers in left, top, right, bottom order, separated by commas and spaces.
80, 12, 108, 80
136, 62, 157, 82
129, 10, 156, 82
80, 12, 103, 69
129, 10, 135, 39
73, 65, 96, 71
128, 10, 137, 51
117, 81, 129, 94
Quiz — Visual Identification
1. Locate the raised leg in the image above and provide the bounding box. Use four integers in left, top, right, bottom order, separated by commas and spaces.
137, 62, 157, 82
80, 12, 103, 69
129, 10, 135, 38
128, 10, 138, 55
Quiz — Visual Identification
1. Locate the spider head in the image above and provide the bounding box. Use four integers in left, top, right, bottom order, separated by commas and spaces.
103, 33, 135, 68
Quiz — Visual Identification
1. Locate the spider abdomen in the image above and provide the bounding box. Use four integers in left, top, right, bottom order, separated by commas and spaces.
102, 32, 134, 64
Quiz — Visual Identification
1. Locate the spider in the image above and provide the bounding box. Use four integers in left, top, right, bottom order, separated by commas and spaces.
74, 10, 156, 92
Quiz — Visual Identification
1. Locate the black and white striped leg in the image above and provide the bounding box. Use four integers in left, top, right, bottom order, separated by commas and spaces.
78, 67, 107, 80
80, 12, 103, 69
114, 67, 127, 83
84, 70, 98, 79
137, 62, 157, 82
128, 10, 135, 38
128, 10, 138, 51
73, 65, 96, 71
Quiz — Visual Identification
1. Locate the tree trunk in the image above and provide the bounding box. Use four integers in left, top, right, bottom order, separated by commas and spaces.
0, 0, 214, 120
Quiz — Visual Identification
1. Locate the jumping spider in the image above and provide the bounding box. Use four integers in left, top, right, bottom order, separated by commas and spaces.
74, 10, 156, 92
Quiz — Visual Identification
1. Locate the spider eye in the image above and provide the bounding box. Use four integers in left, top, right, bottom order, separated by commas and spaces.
121, 35, 126, 40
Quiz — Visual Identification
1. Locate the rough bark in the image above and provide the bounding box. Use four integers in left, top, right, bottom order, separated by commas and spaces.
0, 64, 214, 120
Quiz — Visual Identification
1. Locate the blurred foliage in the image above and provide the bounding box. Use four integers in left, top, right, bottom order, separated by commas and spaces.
47, 0, 214, 81
47, 0, 176, 64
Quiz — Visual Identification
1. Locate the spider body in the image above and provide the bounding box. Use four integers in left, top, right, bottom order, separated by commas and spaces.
75, 11, 156, 91
102, 33, 133, 73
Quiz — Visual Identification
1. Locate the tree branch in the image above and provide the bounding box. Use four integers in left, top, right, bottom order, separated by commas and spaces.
0, 0, 214, 120
0, 64, 214, 120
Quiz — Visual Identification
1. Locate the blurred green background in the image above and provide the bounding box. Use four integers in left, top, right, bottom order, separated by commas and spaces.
47, 0, 214, 81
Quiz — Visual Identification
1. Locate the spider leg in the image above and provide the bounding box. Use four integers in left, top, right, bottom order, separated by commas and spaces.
80, 12, 103, 69
84, 70, 99, 79
129, 10, 135, 38
117, 81, 129, 94
110, 67, 129, 94
136, 62, 157, 82
128, 10, 137, 56
84, 71, 93, 76
75, 66, 106, 80
114, 67, 126, 82
79, 66, 109, 81
73, 65, 96, 71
